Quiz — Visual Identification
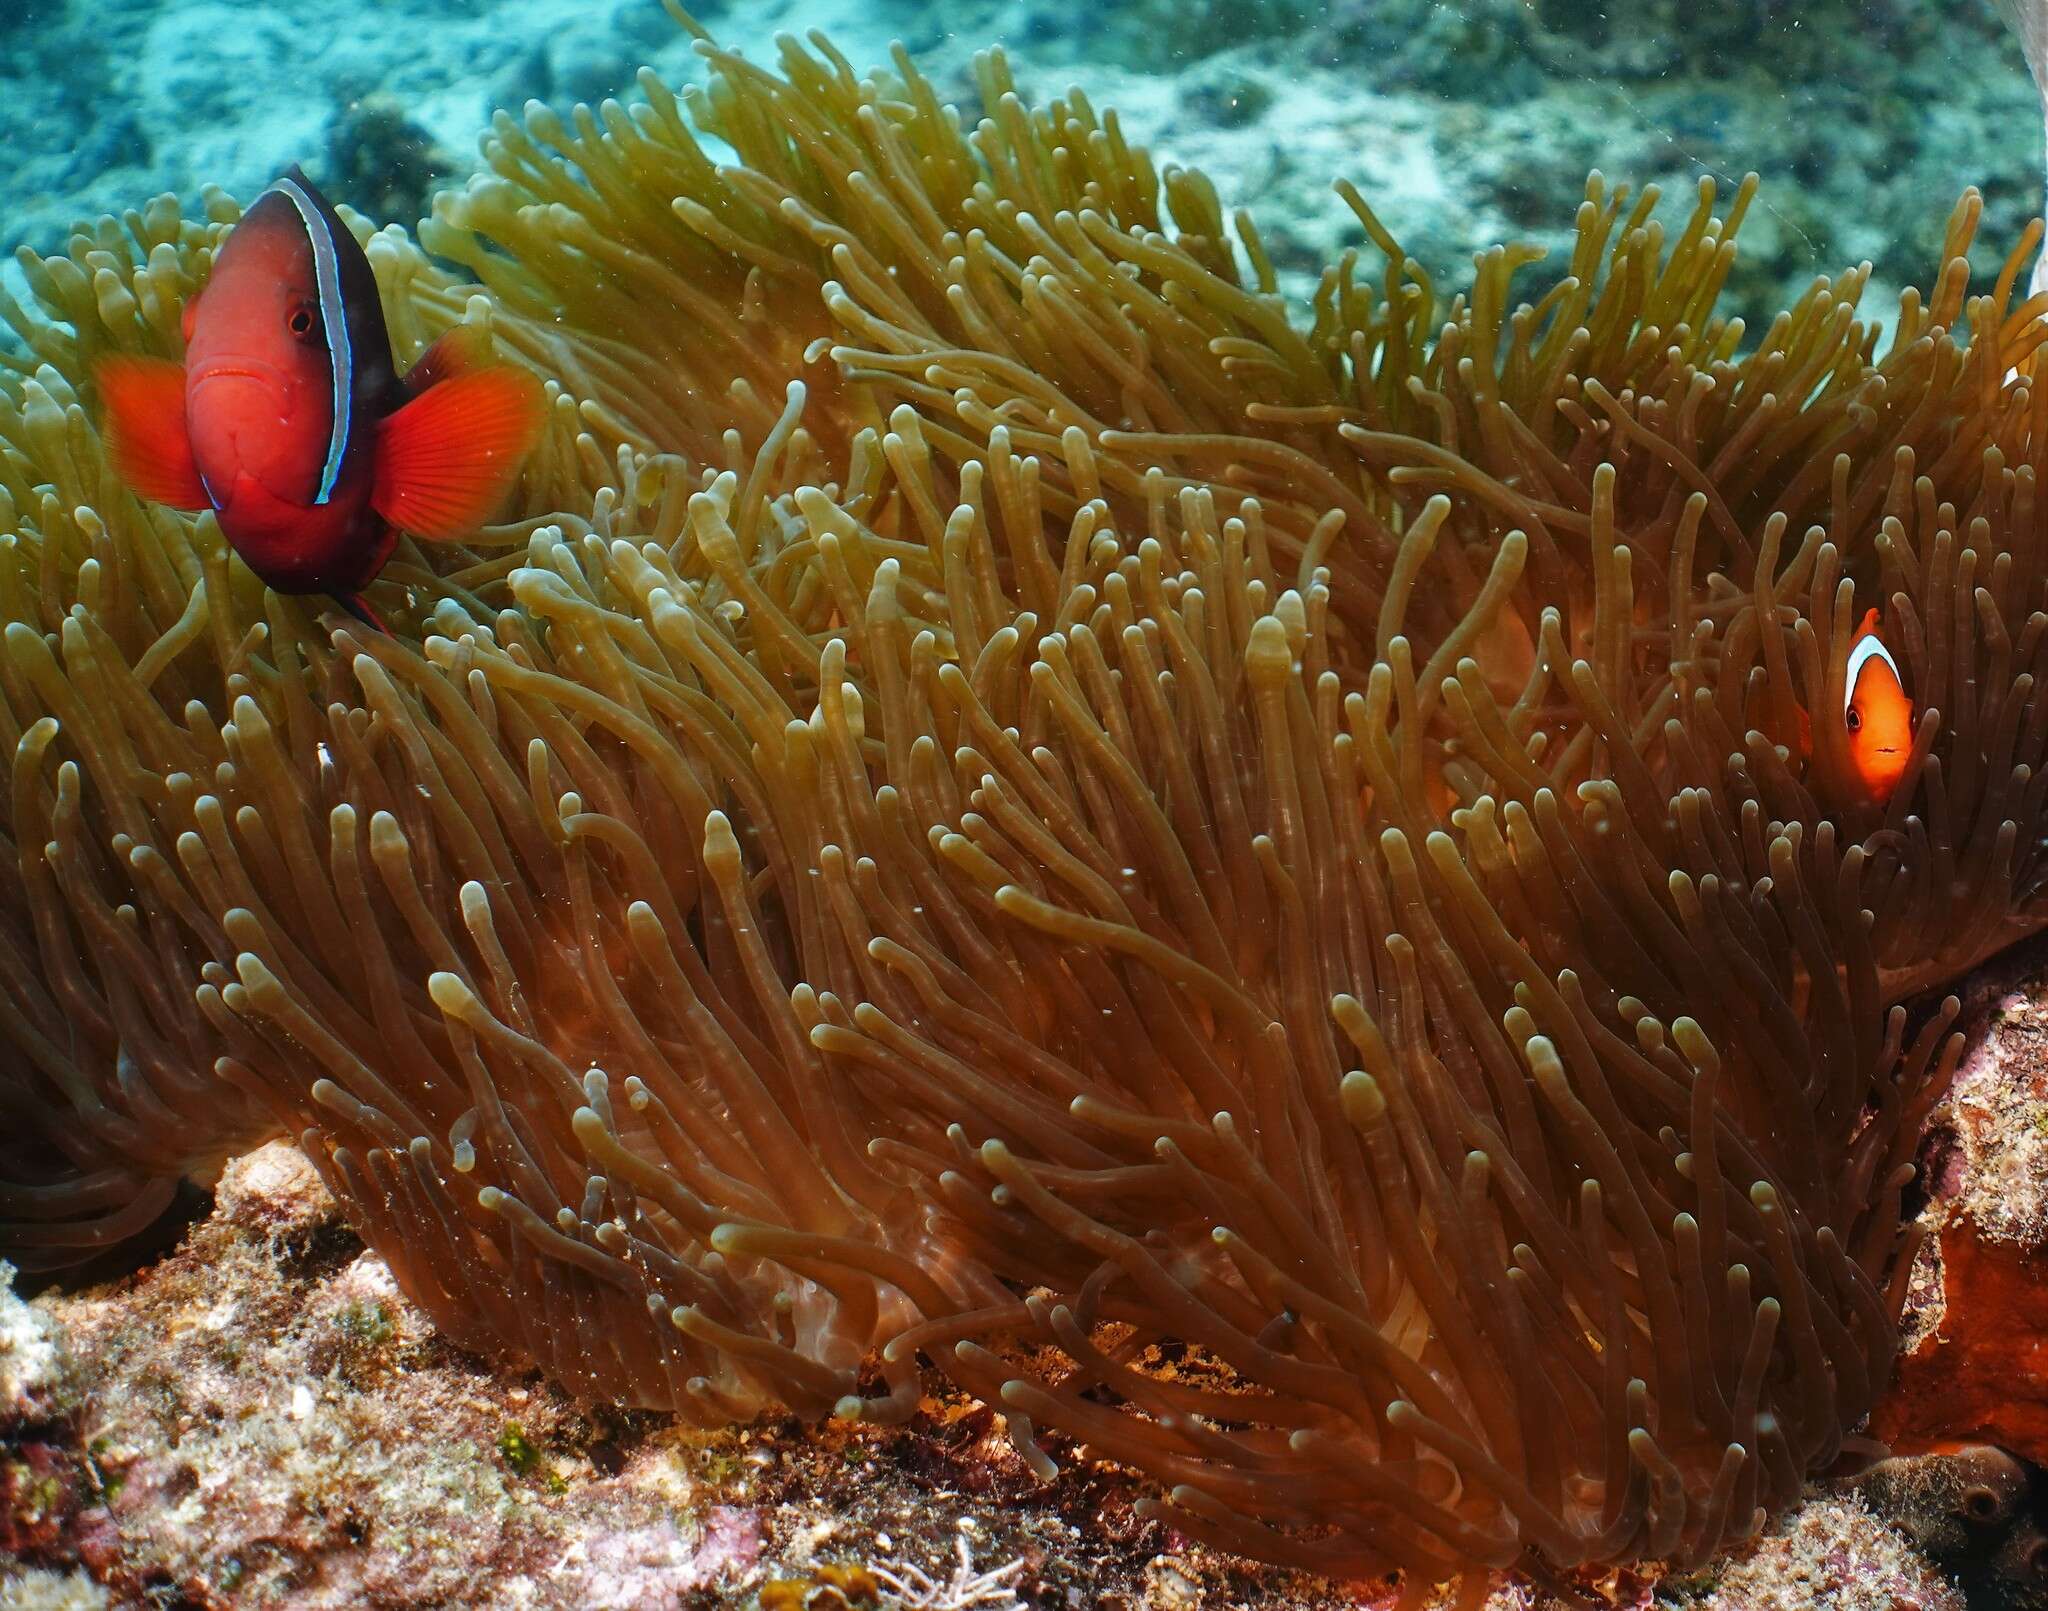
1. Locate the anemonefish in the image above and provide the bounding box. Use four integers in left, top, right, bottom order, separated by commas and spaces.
1839, 606, 1914, 804
1755, 606, 1915, 807
94, 165, 544, 628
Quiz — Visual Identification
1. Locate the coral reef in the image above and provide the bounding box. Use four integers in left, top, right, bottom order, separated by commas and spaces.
1864, 937, 2048, 1604
1658, 1493, 1966, 1611
324, 92, 457, 233
0, 1144, 1363, 1611
4, 1151, 2010, 1608
0, 1270, 72, 1428
0, 1570, 110, 1611
1849, 1443, 2048, 1607
1, 1258, 85, 1572
1, 0, 2038, 341
3, 8, 2047, 1599
1867, 934, 2048, 1466
1880, 1225, 2048, 1462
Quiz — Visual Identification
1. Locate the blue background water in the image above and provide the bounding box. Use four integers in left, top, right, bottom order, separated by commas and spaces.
0, 0, 2039, 336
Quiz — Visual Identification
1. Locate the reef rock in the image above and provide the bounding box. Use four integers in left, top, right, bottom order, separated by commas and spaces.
1879, 940, 2048, 1465
0, 1145, 1375, 1611
0, 1142, 1984, 1610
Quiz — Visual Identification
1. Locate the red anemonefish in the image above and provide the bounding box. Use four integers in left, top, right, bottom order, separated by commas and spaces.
94, 166, 545, 628
1757, 606, 1915, 806
1839, 606, 1914, 804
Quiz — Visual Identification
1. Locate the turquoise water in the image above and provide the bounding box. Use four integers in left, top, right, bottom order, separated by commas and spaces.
3, 0, 2040, 334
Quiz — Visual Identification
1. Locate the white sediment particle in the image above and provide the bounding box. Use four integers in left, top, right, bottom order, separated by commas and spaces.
790, 1516, 842, 1555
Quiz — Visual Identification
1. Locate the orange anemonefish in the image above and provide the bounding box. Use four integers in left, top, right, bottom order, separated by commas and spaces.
1840, 605, 1914, 804
94, 165, 545, 629
1748, 607, 1914, 807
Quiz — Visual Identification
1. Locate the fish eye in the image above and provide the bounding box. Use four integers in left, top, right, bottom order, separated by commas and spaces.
288, 303, 320, 340
1845, 707, 1861, 733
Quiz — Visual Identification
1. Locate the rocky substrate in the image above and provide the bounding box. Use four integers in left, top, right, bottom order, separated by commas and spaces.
2, 1101, 2035, 1611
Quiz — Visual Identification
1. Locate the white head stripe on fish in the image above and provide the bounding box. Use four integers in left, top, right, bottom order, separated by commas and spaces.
269, 173, 353, 507
1843, 632, 1901, 719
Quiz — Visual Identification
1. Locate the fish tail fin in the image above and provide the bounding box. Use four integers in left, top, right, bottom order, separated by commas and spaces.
372, 366, 547, 541
95, 355, 209, 511
332, 592, 390, 634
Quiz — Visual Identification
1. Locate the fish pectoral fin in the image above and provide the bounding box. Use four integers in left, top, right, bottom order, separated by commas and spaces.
372, 365, 546, 541
95, 355, 209, 511
179, 288, 202, 346
402, 324, 499, 394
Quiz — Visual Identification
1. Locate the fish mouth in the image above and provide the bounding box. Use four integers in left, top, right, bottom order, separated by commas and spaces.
191, 358, 292, 392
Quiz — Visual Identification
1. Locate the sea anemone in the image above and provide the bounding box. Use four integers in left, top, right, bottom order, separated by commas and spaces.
1, 15, 2040, 1595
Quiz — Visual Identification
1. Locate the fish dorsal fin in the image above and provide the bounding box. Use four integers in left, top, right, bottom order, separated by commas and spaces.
372, 365, 546, 539
96, 356, 209, 511
404, 325, 498, 394
266, 167, 353, 508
